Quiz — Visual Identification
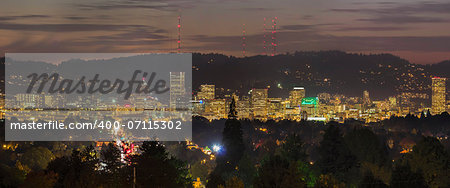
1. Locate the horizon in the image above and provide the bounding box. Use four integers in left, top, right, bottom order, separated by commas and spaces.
1, 1, 449, 186
2, 50, 449, 65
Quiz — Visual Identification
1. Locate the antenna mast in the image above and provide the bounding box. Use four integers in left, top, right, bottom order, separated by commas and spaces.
271, 17, 277, 56
177, 15, 181, 53
263, 17, 267, 55
242, 23, 246, 57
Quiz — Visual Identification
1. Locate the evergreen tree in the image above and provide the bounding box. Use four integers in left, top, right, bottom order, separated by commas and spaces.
99, 143, 123, 187
316, 123, 358, 183
344, 128, 388, 166
407, 137, 450, 187
100, 143, 122, 174
130, 141, 191, 187
253, 155, 306, 188
358, 171, 388, 188
390, 161, 427, 188
280, 133, 307, 163
208, 97, 245, 187
46, 145, 100, 188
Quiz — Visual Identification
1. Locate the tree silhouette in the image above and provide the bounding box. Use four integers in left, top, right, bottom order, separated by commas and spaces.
208, 97, 245, 187
253, 155, 306, 188
19, 147, 55, 171
46, 145, 100, 188
390, 161, 427, 188
407, 137, 450, 187
316, 123, 358, 184
344, 128, 388, 165
358, 171, 388, 188
129, 141, 191, 187
99, 143, 123, 187
280, 133, 307, 163
20, 171, 58, 188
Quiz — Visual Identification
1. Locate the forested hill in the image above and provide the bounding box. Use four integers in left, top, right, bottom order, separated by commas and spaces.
192, 51, 450, 99
1, 53, 449, 99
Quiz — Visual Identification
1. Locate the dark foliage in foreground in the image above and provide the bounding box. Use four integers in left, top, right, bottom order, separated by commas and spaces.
0, 113, 449, 187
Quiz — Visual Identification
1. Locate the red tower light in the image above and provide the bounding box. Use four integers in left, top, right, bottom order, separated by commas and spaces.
177, 15, 181, 53
242, 23, 246, 57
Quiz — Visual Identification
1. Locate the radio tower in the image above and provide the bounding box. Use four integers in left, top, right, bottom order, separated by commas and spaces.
177, 15, 181, 53
271, 17, 277, 56
263, 17, 267, 55
242, 24, 246, 57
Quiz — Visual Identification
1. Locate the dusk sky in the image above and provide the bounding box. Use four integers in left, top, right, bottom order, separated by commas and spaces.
1, 0, 450, 64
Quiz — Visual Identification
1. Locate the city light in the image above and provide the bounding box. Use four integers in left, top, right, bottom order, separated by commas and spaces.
212, 144, 222, 152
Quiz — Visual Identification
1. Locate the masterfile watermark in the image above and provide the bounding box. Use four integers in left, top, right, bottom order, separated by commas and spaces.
5, 53, 192, 141
26, 70, 169, 100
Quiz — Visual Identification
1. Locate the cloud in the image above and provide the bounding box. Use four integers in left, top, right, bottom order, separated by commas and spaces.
333, 2, 450, 14
88, 28, 168, 41
0, 14, 51, 21
0, 33, 171, 54
280, 24, 315, 31
64, 16, 88, 20
0, 24, 172, 54
0, 22, 153, 32
2, 28, 450, 64
186, 30, 450, 54
74, 0, 197, 11
351, 2, 398, 5
357, 15, 447, 24
77, 3, 173, 11
74, 0, 244, 12
333, 26, 410, 31
389, 2, 450, 14
236, 7, 273, 11
331, 2, 450, 24
302, 15, 314, 20
280, 24, 334, 31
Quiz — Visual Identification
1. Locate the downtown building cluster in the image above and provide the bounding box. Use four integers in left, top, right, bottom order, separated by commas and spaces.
192, 77, 448, 122
1, 76, 448, 123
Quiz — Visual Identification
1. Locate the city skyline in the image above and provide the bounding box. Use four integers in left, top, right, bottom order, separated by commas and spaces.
190, 75, 447, 122
1, 1, 450, 188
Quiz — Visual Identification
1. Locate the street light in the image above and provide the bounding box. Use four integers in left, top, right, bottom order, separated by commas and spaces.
212, 144, 222, 152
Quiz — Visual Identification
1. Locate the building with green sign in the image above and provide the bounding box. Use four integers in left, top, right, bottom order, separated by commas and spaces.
301, 97, 319, 117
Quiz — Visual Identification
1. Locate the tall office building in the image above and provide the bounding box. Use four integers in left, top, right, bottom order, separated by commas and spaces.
197, 85, 215, 100
301, 97, 319, 117
431, 77, 446, 115
388, 96, 397, 109
363, 90, 371, 105
237, 96, 251, 119
268, 98, 283, 119
204, 99, 226, 119
289, 87, 305, 108
169, 72, 185, 110
252, 89, 268, 118
15, 93, 43, 108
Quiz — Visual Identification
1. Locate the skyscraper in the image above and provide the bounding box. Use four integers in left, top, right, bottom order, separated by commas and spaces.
204, 99, 226, 119
268, 98, 283, 119
169, 72, 185, 110
237, 96, 251, 119
252, 89, 268, 118
363, 90, 371, 105
431, 77, 446, 115
289, 87, 305, 108
301, 97, 319, 117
